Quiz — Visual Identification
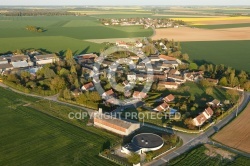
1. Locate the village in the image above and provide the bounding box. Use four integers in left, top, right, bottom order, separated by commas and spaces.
100, 17, 185, 29
0, 38, 241, 164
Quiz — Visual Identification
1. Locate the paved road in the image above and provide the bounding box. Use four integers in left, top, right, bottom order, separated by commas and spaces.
149, 91, 250, 166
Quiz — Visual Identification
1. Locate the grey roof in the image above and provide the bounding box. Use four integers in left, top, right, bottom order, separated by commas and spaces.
123, 143, 141, 152
95, 113, 135, 129
9, 55, 29, 62
12, 61, 29, 68
0, 63, 13, 69
132, 133, 163, 149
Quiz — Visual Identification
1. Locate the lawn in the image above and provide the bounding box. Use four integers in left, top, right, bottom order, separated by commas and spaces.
182, 40, 250, 73
0, 87, 120, 165
169, 145, 250, 166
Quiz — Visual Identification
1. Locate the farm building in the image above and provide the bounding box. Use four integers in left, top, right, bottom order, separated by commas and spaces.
34, 54, 59, 65
93, 112, 140, 136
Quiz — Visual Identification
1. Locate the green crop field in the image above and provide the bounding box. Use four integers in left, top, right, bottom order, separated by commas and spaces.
0, 16, 153, 53
169, 145, 250, 166
192, 23, 250, 29
0, 87, 120, 165
182, 40, 250, 73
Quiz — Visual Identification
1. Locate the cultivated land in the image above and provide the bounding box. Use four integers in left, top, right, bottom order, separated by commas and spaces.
181, 40, 250, 73
168, 145, 250, 166
0, 16, 153, 53
213, 103, 250, 153
152, 27, 250, 41
0, 87, 120, 165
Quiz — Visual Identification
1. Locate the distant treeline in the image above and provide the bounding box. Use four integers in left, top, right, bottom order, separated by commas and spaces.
1, 10, 77, 16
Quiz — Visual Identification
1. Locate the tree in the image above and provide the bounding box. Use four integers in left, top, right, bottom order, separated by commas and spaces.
70, 65, 77, 74
145, 151, 154, 161
50, 76, 66, 91
44, 67, 56, 79
65, 49, 73, 60
181, 53, 189, 61
219, 77, 228, 86
199, 65, 206, 71
200, 79, 212, 87
170, 134, 178, 144
184, 118, 196, 130
206, 87, 213, 96
189, 63, 198, 70
74, 78, 80, 88
226, 89, 239, 103
63, 88, 72, 100
229, 70, 235, 87
128, 153, 140, 164
243, 81, 250, 91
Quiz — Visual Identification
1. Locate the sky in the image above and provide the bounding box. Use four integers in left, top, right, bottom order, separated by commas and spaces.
0, 0, 250, 6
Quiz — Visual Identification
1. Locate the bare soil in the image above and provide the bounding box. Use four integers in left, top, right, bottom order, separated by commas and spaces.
152, 27, 250, 41
213, 104, 250, 153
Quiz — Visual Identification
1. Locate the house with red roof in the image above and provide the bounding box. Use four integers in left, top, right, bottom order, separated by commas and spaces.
163, 94, 175, 102
153, 102, 169, 112
192, 107, 214, 126
81, 82, 94, 91
133, 91, 147, 99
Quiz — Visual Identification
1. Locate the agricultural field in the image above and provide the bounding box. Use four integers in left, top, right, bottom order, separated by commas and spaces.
181, 40, 250, 73
0, 15, 153, 53
213, 103, 250, 153
169, 144, 250, 166
0, 87, 120, 165
152, 27, 250, 41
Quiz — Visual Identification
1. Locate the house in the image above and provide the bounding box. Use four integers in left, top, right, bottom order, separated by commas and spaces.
206, 78, 219, 85
159, 54, 177, 61
136, 74, 147, 82
163, 94, 175, 102
0, 56, 8, 65
135, 42, 143, 48
116, 41, 129, 48
93, 112, 140, 136
168, 69, 181, 76
153, 74, 166, 81
193, 107, 214, 126
0, 63, 13, 73
168, 74, 186, 84
129, 56, 140, 60
159, 82, 178, 89
154, 102, 169, 112
208, 99, 220, 107
71, 89, 82, 97
102, 89, 115, 99
133, 91, 147, 99
127, 73, 136, 82
34, 54, 59, 65
81, 82, 94, 91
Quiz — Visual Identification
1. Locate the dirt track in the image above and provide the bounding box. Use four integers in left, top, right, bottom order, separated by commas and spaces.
213, 103, 250, 153
152, 27, 250, 41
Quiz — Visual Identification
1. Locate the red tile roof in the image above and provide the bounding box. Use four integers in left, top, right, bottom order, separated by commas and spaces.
82, 82, 94, 90
133, 91, 147, 99
155, 102, 169, 112
105, 89, 114, 96
163, 94, 175, 102
159, 55, 176, 61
